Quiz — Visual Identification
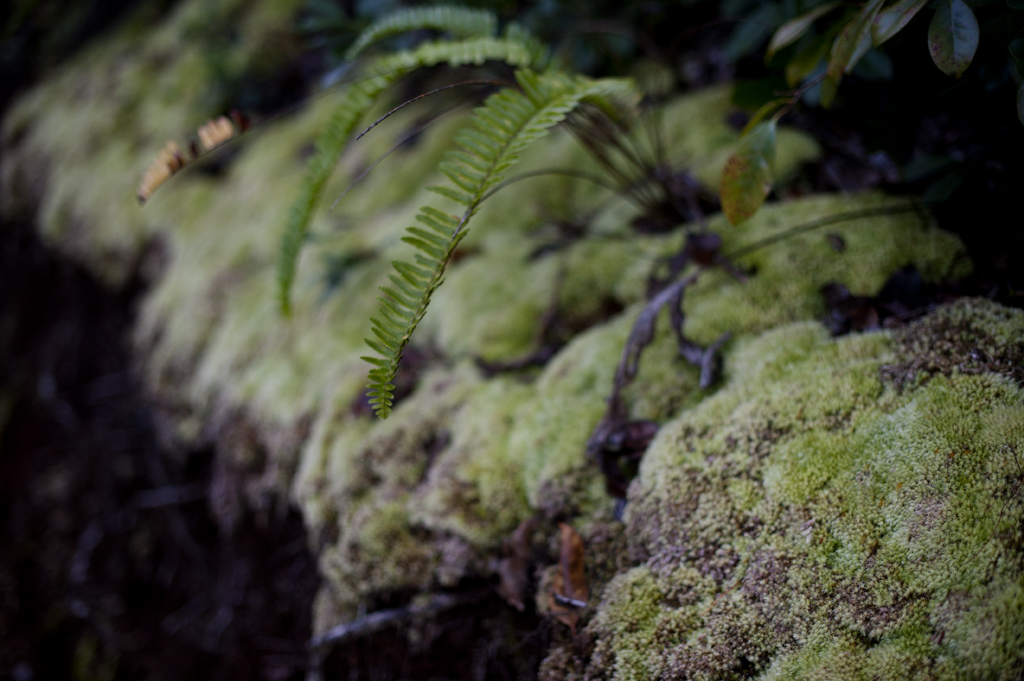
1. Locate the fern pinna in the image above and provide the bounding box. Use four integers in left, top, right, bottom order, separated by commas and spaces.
277, 29, 548, 314
363, 70, 632, 418
345, 5, 498, 60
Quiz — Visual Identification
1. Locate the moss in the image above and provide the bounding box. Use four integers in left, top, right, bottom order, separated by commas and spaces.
658, 84, 821, 190
885, 297, 1024, 389
319, 498, 438, 609
7, 0, 1005, 656
682, 194, 969, 347
409, 376, 535, 546
510, 313, 631, 507
421, 249, 561, 362
940, 577, 1024, 680
293, 188, 968, 616
586, 568, 673, 681
544, 300, 1024, 681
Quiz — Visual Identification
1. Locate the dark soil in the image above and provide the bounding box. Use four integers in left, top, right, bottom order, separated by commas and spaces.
0, 219, 319, 681
0, 220, 546, 681
320, 594, 551, 681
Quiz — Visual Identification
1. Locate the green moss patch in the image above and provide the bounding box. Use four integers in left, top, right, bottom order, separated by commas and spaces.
541, 300, 1024, 681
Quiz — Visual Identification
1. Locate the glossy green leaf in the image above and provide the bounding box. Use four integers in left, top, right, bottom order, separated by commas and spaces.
785, 29, 835, 87
720, 120, 776, 225
922, 170, 962, 203
829, 0, 885, 78
741, 98, 789, 135
928, 0, 979, 78
725, 3, 780, 62
819, 76, 839, 108
766, 2, 841, 62
1009, 0, 1024, 10
824, 0, 884, 107
872, 0, 929, 47
732, 78, 788, 109
902, 153, 953, 182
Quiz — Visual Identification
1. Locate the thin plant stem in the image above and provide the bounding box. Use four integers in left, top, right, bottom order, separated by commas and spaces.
723, 204, 922, 261
354, 79, 513, 141
329, 100, 476, 213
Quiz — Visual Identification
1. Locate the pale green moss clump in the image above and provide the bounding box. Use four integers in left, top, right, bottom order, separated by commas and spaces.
0, 0, 304, 286
302, 192, 969, 624
6, 0, 1007, 658
540, 299, 1024, 681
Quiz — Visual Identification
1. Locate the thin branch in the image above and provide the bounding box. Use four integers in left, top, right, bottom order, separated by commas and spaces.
132, 483, 207, 509
308, 590, 487, 653
578, 107, 651, 180
772, 72, 827, 120
610, 272, 700, 416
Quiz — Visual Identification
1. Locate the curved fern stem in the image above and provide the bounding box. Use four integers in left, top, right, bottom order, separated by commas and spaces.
276, 36, 548, 315
362, 70, 637, 418
329, 100, 476, 214
355, 79, 512, 141
346, 6, 498, 61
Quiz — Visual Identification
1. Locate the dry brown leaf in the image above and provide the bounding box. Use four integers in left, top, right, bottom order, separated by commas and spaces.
497, 516, 535, 611
197, 115, 237, 152
137, 140, 186, 203
547, 522, 588, 634
138, 110, 249, 204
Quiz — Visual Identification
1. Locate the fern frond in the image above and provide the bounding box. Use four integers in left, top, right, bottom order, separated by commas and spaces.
577, 78, 642, 128
277, 36, 548, 314
363, 70, 636, 418
346, 6, 498, 61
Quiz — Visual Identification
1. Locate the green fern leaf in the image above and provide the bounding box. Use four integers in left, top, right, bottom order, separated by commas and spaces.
363, 70, 635, 418
276, 36, 548, 315
346, 6, 498, 61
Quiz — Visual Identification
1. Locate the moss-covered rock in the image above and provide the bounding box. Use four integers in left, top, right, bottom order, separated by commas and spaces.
7, 1, 1020, 669
539, 298, 1024, 681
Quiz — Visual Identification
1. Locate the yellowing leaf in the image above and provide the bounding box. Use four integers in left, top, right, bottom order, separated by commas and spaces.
558, 523, 586, 603
719, 120, 776, 225
785, 31, 833, 87
823, 0, 885, 107
872, 0, 928, 47
928, 0, 979, 78
833, 0, 885, 76
766, 2, 841, 62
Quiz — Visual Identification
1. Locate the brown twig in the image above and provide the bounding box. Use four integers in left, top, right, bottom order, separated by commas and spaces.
308, 589, 488, 653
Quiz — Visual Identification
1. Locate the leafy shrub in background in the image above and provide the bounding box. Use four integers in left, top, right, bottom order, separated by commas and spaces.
718, 0, 1024, 225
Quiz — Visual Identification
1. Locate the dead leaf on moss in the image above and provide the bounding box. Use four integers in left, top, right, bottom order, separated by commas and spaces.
497, 516, 536, 611
547, 523, 588, 634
